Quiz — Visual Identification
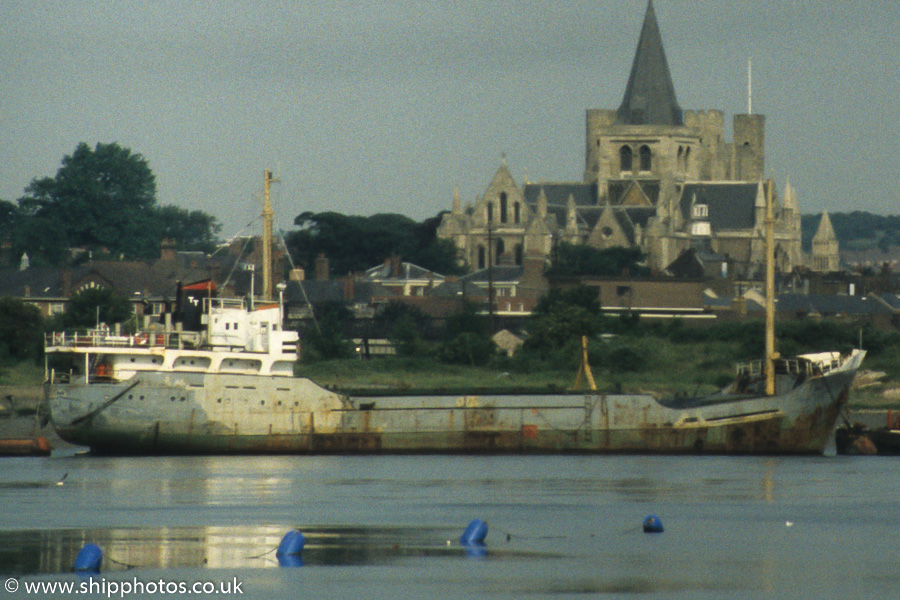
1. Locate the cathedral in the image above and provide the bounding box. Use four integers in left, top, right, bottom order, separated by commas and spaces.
438, 1, 815, 278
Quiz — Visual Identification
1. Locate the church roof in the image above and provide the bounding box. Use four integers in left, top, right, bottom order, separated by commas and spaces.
607, 180, 661, 206
679, 183, 759, 230
616, 0, 683, 126
522, 182, 597, 207
812, 212, 837, 243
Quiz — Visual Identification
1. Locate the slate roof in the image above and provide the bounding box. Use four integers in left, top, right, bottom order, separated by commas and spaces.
459, 266, 524, 285
0, 267, 70, 298
607, 180, 661, 206
522, 182, 598, 207
747, 294, 894, 316
363, 261, 444, 282
284, 279, 388, 306
878, 292, 900, 310
428, 279, 489, 298
679, 183, 759, 231
616, 0, 683, 126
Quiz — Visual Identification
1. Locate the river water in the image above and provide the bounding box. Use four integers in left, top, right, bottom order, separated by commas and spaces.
1, 447, 898, 599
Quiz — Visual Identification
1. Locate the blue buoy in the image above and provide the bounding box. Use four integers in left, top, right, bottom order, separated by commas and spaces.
642, 514, 664, 533
73, 543, 103, 573
460, 519, 489, 545
277, 554, 304, 568
276, 530, 306, 557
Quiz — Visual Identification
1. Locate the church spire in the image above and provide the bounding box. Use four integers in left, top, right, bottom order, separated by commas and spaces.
617, 0, 683, 126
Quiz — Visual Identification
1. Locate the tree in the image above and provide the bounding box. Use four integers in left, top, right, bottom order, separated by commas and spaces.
0, 297, 44, 364
155, 205, 222, 253
285, 211, 463, 276
11, 142, 221, 264
547, 244, 650, 277
19, 142, 158, 260
63, 288, 133, 329
525, 286, 601, 357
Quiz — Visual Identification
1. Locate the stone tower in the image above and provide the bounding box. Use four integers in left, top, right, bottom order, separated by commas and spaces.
733, 114, 766, 181
439, 0, 801, 278
810, 212, 840, 272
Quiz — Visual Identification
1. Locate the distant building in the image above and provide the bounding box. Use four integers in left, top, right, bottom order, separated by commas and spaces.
809, 212, 840, 272
439, 0, 803, 279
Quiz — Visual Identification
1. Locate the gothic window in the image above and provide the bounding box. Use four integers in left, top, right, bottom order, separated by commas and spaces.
495, 239, 505, 264
639, 145, 652, 172
514, 202, 520, 224
620, 146, 633, 173
514, 244, 523, 265
684, 147, 691, 171
500, 192, 508, 223
477, 246, 486, 269
487, 202, 493, 223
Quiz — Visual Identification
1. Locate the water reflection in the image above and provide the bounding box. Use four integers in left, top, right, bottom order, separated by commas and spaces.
0, 525, 552, 575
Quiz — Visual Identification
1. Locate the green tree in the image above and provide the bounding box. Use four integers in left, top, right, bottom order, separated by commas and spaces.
63, 288, 133, 329
301, 303, 354, 360
438, 303, 495, 366
12, 142, 221, 264
155, 205, 222, 253
525, 286, 601, 357
0, 297, 44, 364
547, 244, 650, 277
286, 211, 462, 276
19, 142, 158, 260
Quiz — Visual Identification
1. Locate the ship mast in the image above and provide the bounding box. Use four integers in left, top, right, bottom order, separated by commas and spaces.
262, 169, 278, 301
764, 178, 776, 396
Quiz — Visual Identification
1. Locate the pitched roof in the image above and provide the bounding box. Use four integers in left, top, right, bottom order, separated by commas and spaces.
607, 180, 661, 206
616, 0, 683, 126
363, 261, 444, 282
812, 212, 837, 243
679, 183, 759, 230
460, 266, 524, 285
774, 294, 892, 316
523, 182, 597, 207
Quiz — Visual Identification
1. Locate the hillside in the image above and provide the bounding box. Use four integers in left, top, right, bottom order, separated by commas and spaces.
802, 211, 900, 254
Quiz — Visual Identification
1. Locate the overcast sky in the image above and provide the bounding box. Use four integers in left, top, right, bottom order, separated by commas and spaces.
1, 0, 897, 239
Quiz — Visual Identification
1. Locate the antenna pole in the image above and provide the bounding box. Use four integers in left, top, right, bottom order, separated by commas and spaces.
765, 179, 776, 396
747, 57, 753, 114
262, 169, 279, 301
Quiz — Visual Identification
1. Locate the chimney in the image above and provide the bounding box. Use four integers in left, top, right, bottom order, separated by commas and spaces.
390, 254, 402, 278
343, 277, 355, 301
519, 253, 549, 298
62, 269, 72, 297
160, 238, 177, 261
314, 254, 330, 281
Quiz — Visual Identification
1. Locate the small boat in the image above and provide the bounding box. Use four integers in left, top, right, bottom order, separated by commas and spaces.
836, 412, 900, 455
0, 437, 51, 457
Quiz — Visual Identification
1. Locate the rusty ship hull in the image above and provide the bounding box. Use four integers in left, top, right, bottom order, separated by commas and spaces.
47, 350, 864, 455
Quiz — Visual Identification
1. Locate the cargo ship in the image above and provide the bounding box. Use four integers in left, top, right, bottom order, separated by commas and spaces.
42, 174, 864, 455
42, 292, 864, 455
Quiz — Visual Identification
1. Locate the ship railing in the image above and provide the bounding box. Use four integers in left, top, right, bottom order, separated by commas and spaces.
45, 329, 202, 350
736, 357, 827, 379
